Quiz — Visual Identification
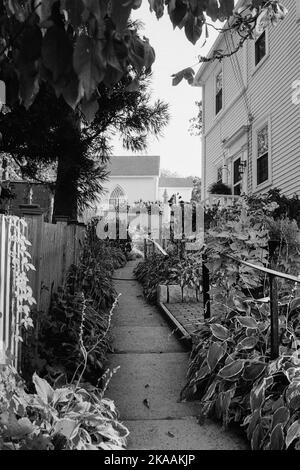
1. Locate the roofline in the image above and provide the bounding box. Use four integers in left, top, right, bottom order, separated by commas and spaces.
158, 185, 194, 189
193, 0, 246, 86
110, 155, 160, 158
108, 175, 159, 178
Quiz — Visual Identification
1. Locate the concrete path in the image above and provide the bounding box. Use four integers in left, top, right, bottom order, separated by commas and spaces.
106, 261, 247, 450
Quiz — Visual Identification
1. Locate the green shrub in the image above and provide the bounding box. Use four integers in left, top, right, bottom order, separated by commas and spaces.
134, 248, 203, 303
209, 182, 232, 195
246, 188, 300, 227
22, 223, 126, 386
0, 367, 128, 450
181, 296, 300, 450
182, 198, 300, 450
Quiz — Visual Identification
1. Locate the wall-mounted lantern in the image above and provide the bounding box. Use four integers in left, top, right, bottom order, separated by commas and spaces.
238, 160, 247, 175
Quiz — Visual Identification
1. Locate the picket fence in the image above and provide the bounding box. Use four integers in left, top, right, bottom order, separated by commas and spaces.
0, 213, 85, 367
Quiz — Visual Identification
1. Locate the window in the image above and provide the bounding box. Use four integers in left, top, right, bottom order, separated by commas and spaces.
217, 166, 222, 183
109, 185, 127, 208
215, 70, 223, 115
257, 124, 269, 185
233, 157, 242, 195
255, 31, 266, 65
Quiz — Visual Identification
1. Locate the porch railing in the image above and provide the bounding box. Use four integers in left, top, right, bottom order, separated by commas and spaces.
203, 194, 240, 207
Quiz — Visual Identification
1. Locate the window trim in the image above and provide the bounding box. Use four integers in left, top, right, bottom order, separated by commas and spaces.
214, 66, 223, 117
252, 116, 272, 192
252, 28, 269, 74
297, 1, 300, 23
109, 185, 127, 208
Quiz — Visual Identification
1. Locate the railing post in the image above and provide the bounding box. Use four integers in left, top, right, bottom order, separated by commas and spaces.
269, 273, 279, 359
202, 255, 210, 319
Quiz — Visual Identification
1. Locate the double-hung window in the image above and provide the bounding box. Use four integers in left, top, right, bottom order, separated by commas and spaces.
255, 31, 266, 66
257, 124, 269, 186
215, 70, 223, 115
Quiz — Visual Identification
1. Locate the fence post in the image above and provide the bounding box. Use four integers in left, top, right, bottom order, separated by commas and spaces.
269, 273, 279, 359
202, 255, 211, 319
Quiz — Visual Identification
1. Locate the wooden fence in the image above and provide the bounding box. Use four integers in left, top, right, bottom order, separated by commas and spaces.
0, 213, 86, 367
25, 214, 85, 314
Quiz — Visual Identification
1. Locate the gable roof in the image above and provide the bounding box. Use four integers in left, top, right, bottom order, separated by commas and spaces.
159, 177, 194, 188
107, 155, 160, 176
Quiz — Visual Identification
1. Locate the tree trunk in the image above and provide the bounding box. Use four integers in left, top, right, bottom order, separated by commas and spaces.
52, 111, 82, 222
53, 152, 79, 221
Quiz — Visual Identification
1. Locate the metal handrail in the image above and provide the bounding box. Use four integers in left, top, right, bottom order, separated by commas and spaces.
203, 253, 300, 359
143, 236, 300, 359
227, 254, 300, 284
145, 237, 168, 258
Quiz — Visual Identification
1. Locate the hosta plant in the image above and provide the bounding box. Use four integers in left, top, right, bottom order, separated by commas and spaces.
182, 297, 300, 450
134, 248, 204, 303
22, 222, 126, 385
243, 355, 300, 450
0, 367, 128, 451
181, 299, 271, 426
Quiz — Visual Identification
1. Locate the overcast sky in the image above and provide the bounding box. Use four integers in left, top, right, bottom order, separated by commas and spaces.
112, 3, 219, 178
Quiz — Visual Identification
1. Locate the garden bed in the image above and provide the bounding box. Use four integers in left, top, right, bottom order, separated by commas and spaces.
0, 222, 130, 450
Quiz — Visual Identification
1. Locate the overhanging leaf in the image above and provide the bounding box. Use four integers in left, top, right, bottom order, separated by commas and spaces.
184, 13, 203, 45
219, 0, 234, 18
73, 35, 105, 99
64, 0, 85, 27
168, 0, 188, 29
42, 25, 73, 83
148, 0, 164, 19
206, 0, 219, 22
172, 67, 195, 86
110, 0, 141, 32
82, 0, 103, 22
80, 97, 99, 123
62, 71, 82, 109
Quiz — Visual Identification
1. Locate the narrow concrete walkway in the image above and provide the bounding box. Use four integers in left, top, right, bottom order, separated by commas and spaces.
106, 261, 247, 450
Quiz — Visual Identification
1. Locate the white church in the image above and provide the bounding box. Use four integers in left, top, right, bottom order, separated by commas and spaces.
98, 155, 194, 209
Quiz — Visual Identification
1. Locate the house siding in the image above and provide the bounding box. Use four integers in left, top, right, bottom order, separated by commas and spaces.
199, 0, 300, 198
101, 176, 159, 207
